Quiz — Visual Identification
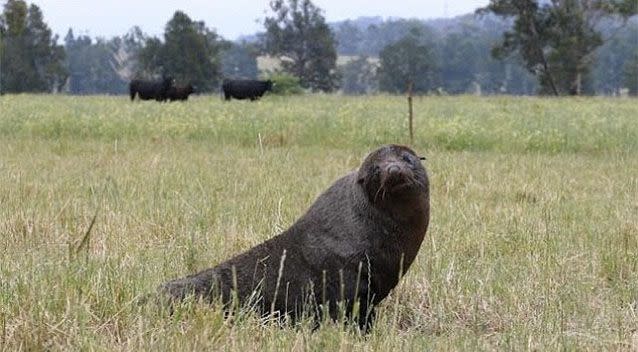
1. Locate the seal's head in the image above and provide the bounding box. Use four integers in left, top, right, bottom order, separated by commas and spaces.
357, 144, 428, 204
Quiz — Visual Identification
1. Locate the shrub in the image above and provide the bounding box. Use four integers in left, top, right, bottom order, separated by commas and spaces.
266, 73, 304, 95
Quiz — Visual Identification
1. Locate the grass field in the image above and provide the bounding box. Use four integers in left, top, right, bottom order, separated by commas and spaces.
1, 94, 637, 350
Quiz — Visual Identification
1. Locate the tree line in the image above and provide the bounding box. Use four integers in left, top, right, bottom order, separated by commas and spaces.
335, 2, 637, 96
1, 0, 636, 96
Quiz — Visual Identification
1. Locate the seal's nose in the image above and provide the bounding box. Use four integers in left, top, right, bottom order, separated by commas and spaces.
387, 165, 400, 175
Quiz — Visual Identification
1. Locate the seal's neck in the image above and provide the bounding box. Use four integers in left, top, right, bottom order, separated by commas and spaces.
378, 192, 428, 224
353, 181, 429, 231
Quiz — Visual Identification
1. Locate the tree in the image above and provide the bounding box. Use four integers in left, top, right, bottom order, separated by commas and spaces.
221, 41, 259, 79
136, 37, 163, 78
624, 50, 638, 96
263, 0, 339, 92
339, 56, 378, 95
438, 31, 481, 94
480, 0, 638, 96
114, 26, 148, 81
64, 29, 127, 94
431, 17, 540, 95
334, 20, 362, 55
330, 15, 539, 95
0, 0, 66, 93
137, 11, 226, 91
377, 28, 437, 94
362, 19, 431, 56
0, 0, 28, 93
591, 19, 638, 94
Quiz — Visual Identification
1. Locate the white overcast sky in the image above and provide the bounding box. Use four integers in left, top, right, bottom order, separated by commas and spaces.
29, 0, 490, 40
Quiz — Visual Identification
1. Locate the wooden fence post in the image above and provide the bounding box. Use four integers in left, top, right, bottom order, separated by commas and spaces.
407, 80, 414, 145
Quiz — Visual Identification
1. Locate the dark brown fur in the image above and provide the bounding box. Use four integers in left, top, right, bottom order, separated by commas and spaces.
159, 144, 430, 330
167, 84, 194, 101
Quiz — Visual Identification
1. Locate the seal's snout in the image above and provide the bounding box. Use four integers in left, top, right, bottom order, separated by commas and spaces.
387, 164, 401, 175
382, 162, 410, 188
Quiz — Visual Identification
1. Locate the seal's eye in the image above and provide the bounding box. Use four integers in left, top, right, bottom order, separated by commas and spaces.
402, 154, 413, 164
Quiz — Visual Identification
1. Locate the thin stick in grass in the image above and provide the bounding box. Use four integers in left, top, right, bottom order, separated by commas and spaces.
74, 207, 99, 258
270, 249, 287, 319
392, 253, 405, 330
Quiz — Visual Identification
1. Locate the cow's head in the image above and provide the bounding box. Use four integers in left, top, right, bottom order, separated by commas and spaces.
265, 80, 274, 91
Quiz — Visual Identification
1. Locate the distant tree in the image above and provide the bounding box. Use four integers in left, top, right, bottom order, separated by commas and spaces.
624, 50, 638, 96
331, 15, 539, 95
65, 29, 89, 93
480, 0, 638, 96
162, 11, 226, 89
377, 28, 437, 94
0, 0, 66, 93
438, 31, 481, 94
137, 11, 227, 91
438, 21, 537, 95
121, 26, 146, 54
64, 29, 127, 94
334, 20, 362, 55
136, 37, 163, 78
115, 26, 148, 80
263, 0, 339, 92
221, 41, 259, 79
339, 56, 378, 95
362, 19, 432, 56
591, 20, 638, 95
0, 0, 29, 93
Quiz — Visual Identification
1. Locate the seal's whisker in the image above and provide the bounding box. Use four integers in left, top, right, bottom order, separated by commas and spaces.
374, 187, 383, 202
374, 183, 388, 202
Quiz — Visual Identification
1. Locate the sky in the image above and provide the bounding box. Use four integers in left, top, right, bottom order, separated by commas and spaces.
30, 0, 490, 40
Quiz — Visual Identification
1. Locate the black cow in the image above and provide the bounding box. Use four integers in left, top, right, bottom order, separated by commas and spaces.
129, 77, 174, 102
167, 84, 194, 101
222, 79, 273, 101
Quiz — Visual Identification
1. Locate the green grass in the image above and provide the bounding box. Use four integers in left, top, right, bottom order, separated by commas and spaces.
1, 94, 637, 153
1, 94, 637, 350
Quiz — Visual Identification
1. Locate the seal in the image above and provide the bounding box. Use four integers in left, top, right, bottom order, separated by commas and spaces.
159, 144, 430, 331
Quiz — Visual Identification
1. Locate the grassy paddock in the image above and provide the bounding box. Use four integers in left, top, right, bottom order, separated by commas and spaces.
0, 95, 637, 350
1, 94, 637, 153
